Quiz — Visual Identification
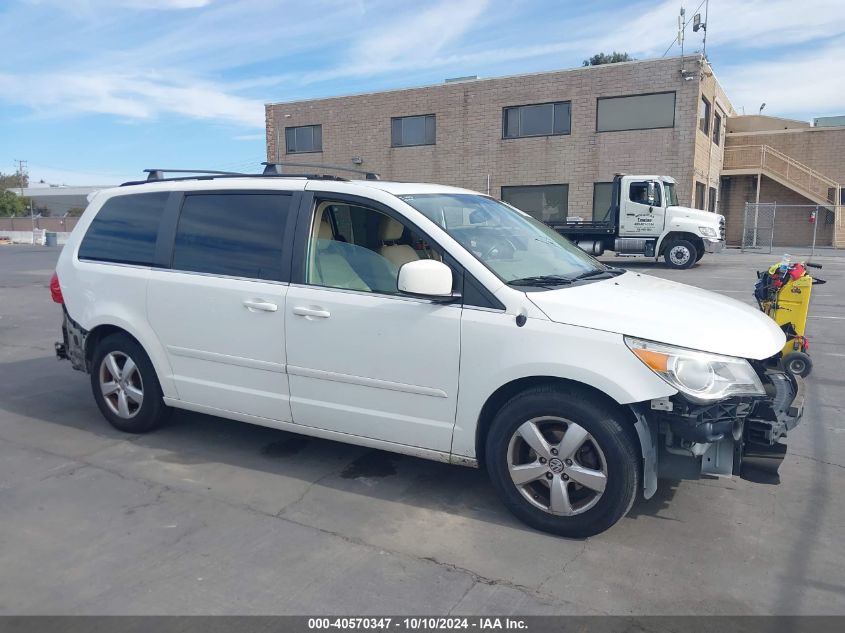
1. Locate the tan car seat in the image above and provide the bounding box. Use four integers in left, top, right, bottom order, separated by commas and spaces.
378, 216, 419, 269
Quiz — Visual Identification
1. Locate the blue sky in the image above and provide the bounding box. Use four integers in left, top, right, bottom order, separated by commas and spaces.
2, 0, 844, 185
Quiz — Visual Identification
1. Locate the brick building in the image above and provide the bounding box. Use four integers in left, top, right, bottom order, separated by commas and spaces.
265, 55, 843, 247
721, 116, 844, 247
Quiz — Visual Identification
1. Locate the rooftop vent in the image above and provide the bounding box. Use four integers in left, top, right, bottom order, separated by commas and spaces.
445, 75, 478, 83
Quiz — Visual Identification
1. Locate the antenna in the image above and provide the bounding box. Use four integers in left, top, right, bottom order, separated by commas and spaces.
679, 7, 685, 58
692, 0, 709, 58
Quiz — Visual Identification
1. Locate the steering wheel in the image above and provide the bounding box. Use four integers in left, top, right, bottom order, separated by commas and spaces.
483, 235, 516, 260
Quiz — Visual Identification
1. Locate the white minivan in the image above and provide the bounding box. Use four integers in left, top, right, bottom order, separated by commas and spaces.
52, 167, 805, 537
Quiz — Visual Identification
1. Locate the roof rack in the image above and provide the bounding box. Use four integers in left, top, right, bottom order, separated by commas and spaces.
262, 161, 380, 180
120, 166, 353, 187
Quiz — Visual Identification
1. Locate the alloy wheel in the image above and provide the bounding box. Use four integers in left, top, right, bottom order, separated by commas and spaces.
99, 351, 144, 419
507, 416, 608, 516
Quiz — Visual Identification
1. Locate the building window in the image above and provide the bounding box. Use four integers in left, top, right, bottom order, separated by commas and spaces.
694, 182, 706, 210
699, 97, 711, 135
708, 186, 717, 213
592, 182, 614, 221
501, 184, 569, 222
713, 111, 722, 145
503, 102, 571, 138
596, 92, 675, 132
285, 125, 322, 154
391, 114, 436, 147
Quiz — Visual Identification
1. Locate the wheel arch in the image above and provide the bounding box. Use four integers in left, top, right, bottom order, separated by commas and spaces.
657, 231, 704, 256
474, 376, 641, 467
80, 317, 177, 399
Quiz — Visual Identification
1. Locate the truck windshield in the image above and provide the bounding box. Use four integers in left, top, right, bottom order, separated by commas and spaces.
664, 182, 679, 206
397, 193, 605, 286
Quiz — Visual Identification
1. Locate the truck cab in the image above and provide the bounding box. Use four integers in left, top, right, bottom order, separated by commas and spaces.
548, 174, 725, 269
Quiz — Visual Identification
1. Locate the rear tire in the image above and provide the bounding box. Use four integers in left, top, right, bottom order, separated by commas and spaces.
90, 333, 169, 433
485, 385, 639, 538
781, 351, 812, 378
663, 239, 696, 269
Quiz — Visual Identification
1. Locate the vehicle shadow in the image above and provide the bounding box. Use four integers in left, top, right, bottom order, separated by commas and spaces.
0, 354, 679, 537
599, 258, 702, 272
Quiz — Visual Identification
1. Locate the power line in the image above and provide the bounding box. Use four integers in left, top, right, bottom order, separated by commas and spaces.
662, 0, 707, 58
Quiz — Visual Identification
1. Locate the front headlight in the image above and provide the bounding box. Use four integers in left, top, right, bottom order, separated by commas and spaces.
625, 337, 765, 403
698, 226, 717, 237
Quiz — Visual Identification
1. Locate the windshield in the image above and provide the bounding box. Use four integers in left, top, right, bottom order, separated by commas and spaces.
664, 182, 679, 206
397, 193, 606, 285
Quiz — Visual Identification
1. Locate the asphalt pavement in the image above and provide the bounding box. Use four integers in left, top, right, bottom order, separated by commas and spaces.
0, 244, 843, 615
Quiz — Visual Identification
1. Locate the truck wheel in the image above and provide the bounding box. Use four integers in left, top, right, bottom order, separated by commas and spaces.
90, 333, 169, 433
695, 248, 705, 262
663, 239, 696, 269
781, 351, 812, 378
485, 385, 639, 538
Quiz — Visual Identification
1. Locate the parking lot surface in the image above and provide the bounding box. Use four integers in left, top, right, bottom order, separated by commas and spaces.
0, 245, 843, 615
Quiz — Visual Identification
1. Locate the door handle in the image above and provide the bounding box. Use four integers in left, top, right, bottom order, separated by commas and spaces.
292, 306, 331, 319
243, 299, 278, 312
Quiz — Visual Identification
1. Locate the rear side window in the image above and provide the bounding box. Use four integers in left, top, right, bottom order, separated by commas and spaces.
172, 193, 291, 281
78, 193, 168, 265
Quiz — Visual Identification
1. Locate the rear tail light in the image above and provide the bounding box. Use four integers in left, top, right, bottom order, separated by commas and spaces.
50, 272, 64, 304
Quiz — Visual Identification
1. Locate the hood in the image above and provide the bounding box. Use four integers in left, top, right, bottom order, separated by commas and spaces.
527, 271, 785, 360
667, 205, 723, 226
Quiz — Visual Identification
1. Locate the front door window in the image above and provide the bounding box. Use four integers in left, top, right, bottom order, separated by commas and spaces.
307, 201, 442, 295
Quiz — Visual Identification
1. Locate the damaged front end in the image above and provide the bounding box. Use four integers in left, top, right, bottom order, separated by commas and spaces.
633, 366, 804, 490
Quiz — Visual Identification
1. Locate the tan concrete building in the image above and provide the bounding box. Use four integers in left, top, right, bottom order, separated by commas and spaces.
266, 55, 731, 219
265, 55, 843, 247
721, 116, 844, 247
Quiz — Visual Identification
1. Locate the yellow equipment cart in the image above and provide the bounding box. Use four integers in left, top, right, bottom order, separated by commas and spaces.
754, 258, 825, 377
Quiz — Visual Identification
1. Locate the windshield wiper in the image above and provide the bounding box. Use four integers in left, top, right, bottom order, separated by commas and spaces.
571, 267, 626, 281
508, 275, 574, 287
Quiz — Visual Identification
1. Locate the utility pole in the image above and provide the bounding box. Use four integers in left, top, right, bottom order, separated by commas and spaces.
14, 160, 35, 239
14, 159, 27, 196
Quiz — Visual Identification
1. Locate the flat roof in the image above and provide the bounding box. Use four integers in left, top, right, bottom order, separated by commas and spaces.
265, 54, 705, 107
7, 186, 109, 197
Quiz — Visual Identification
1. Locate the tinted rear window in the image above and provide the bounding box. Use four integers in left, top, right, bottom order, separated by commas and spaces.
172, 193, 291, 281
78, 193, 168, 265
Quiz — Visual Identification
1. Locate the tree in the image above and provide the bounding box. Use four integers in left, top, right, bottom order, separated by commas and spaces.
0, 170, 29, 191
583, 52, 634, 67
66, 207, 86, 217
0, 190, 29, 217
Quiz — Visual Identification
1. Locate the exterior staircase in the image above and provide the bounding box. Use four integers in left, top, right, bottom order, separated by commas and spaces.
722, 144, 844, 247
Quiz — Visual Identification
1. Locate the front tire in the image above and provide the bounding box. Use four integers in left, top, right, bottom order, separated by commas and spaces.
485, 385, 639, 537
90, 333, 169, 433
663, 239, 696, 269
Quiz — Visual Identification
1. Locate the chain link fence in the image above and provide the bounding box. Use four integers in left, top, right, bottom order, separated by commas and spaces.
741, 203, 840, 255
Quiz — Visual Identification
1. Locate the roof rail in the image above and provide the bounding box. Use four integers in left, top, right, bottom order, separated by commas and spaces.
144, 168, 242, 181
120, 167, 351, 187
262, 161, 380, 180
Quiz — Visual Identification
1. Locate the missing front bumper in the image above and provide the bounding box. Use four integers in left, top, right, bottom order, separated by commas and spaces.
642, 370, 804, 482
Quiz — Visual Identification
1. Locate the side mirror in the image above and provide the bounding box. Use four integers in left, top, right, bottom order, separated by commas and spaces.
647, 181, 656, 206
398, 259, 456, 300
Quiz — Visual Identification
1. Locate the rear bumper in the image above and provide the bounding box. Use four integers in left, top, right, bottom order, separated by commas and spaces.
55, 307, 88, 372
703, 238, 725, 254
